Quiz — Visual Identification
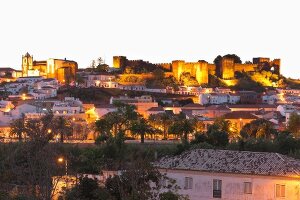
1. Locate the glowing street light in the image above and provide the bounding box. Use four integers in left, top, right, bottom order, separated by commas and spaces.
58, 157, 68, 176
22, 93, 26, 101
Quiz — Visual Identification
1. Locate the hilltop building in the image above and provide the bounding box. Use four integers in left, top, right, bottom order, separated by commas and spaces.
113, 56, 280, 85
22, 52, 78, 83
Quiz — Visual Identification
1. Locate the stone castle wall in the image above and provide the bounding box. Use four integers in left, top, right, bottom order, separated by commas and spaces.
113, 56, 280, 85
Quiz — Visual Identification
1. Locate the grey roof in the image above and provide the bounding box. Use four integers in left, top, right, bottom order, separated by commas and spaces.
154, 149, 300, 177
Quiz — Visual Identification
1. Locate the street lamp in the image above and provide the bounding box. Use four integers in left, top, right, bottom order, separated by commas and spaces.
58, 157, 68, 176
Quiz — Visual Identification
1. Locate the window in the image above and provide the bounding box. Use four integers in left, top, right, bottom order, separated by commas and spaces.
244, 182, 252, 194
184, 177, 193, 189
276, 184, 285, 197
213, 179, 222, 198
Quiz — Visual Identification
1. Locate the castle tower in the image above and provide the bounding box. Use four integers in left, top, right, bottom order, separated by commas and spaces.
172, 60, 185, 81
113, 56, 127, 68
272, 59, 281, 75
195, 61, 208, 84
22, 52, 33, 77
220, 57, 235, 79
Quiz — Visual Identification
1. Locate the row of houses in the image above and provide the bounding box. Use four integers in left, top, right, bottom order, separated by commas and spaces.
0, 97, 98, 140
95, 95, 288, 134
0, 76, 58, 99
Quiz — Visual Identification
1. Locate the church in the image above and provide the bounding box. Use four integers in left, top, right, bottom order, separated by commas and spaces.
22, 52, 78, 83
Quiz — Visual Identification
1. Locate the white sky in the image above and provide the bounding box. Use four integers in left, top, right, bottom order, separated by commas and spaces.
0, 0, 299, 78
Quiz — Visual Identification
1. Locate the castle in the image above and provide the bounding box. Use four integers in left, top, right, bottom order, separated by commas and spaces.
22, 52, 78, 83
113, 56, 280, 85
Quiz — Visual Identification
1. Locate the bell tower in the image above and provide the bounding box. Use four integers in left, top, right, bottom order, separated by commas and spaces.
22, 52, 33, 77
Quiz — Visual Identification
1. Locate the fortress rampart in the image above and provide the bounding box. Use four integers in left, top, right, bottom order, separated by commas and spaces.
113, 56, 280, 85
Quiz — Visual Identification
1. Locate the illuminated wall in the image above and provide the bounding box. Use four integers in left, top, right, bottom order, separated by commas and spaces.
22, 52, 33, 77
220, 58, 235, 79
113, 56, 127, 68
21, 53, 77, 83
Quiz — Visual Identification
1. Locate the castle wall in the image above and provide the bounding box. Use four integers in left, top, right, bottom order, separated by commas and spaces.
172, 60, 185, 81
113, 56, 127, 68
234, 64, 257, 72
253, 57, 270, 64
196, 62, 208, 84
208, 64, 216, 75
112, 55, 281, 86
156, 63, 172, 71
220, 58, 235, 79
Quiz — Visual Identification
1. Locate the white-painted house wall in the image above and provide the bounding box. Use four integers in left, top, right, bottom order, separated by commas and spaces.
160, 169, 300, 200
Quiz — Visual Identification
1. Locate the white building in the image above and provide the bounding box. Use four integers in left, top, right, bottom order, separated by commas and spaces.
199, 93, 239, 105
52, 97, 83, 115
17, 76, 43, 83
277, 104, 297, 117
155, 148, 300, 200
118, 84, 146, 91
86, 73, 117, 88
34, 78, 59, 89
29, 86, 57, 99
110, 95, 158, 118
95, 104, 117, 118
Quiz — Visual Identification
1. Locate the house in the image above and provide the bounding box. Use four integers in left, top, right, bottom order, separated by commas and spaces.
95, 104, 117, 118
29, 86, 57, 99
228, 93, 241, 104
52, 97, 84, 115
199, 93, 228, 105
155, 148, 300, 200
110, 95, 158, 117
86, 73, 117, 88
237, 91, 258, 104
223, 111, 259, 132
147, 106, 165, 116
228, 104, 277, 112
260, 90, 279, 104
0, 67, 22, 78
118, 84, 146, 91
200, 105, 231, 119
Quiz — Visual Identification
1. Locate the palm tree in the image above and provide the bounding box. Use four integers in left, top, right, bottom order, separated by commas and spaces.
130, 117, 155, 143
169, 119, 195, 141
53, 116, 72, 143
149, 113, 172, 139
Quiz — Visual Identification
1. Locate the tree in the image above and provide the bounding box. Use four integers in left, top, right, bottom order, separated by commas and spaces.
105, 159, 187, 200
130, 117, 155, 143
223, 54, 242, 64
206, 124, 229, 147
95, 102, 138, 137
52, 116, 72, 143
65, 177, 112, 200
169, 118, 195, 141
149, 113, 172, 139
9, 114, 26, 142
287, 112, 300, 138
75, 73, 85, 85
90, 60, 96, 70
3, 140, 62, 199
95, 118, 112, 138
240, 118, 277, 139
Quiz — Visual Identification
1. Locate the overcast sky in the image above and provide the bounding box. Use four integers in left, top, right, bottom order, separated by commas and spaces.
0, 0, 299, 78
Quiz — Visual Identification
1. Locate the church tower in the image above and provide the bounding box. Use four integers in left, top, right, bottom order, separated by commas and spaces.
22, 52, 33, 77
